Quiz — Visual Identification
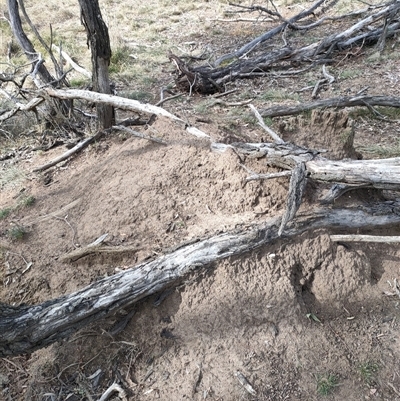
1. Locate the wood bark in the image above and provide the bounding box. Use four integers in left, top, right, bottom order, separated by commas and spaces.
1, 203, 400, 357
7, 0, 55, 85
226, 142, 400, 191
43, 87, 209, 138
260, 95, 400, 118
171, 1, 400, 93
78, 0, 114, 128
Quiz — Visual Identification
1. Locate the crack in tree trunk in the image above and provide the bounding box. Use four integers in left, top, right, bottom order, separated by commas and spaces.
78, 0, 114, 128
1, 203, 400, 357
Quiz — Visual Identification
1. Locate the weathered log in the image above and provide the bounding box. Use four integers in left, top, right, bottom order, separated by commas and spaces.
43, 87, 209, 138
213, 0, 334, 67
32, 129, 106, 172
225, 142, 400, 191
260, 95, 400, 118
306, 158, 400, 189
1, 202, 400, 357
171, 2, 400, 93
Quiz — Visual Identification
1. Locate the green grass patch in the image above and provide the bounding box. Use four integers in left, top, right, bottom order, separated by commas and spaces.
121, 90, 154, 103
19, 195, 36, 208
358, 361, 379, 385
110, 46, 133, 73
358, 139, 400, 158
7, 225, 27, 241
339, 69, 360, 80
0, 166, 26, 189
316, 374, 338, 396
0, 208, 11, 219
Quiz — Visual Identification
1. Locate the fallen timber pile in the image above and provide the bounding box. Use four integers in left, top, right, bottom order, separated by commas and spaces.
170, 0, 400, 93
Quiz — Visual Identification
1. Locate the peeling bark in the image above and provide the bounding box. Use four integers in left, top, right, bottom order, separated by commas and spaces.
1, 203, 400, 357
78, 0, 114, 128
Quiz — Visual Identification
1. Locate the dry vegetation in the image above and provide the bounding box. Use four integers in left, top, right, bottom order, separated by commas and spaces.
1, 0, 400, 400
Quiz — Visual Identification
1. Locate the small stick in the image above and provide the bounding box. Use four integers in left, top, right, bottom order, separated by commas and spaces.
33, 129, 106, 172
322, 64, 335, 84
330, 235, 400, 243
97, 382, 127, 401
249, 104, 285, 144
52, 44, 92, 78
213, 88, 238, 98
235, 371, 256, 396
246, 171, 292, 181
155, 93, 182, 107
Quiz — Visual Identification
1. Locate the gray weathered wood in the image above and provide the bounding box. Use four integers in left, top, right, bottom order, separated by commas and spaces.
260, 95, 400, 118
78, 0, 114, 128
1, 202, 400, 357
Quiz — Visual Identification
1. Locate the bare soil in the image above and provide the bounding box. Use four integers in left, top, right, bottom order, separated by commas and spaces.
1, 1, 400, 400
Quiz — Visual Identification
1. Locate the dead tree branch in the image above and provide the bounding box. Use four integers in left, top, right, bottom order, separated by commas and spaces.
260, 95, 400, 118
32, 129, 106, 172
214, 0, 332, 67
1, 202, 400, 357
171, 1, 400, 93
42, 87, 209, 138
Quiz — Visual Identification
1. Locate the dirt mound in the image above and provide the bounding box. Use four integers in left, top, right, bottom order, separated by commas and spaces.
1, 117, 400, 400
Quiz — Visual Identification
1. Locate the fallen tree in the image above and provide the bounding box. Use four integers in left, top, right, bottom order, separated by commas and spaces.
1, 202, 400, 357
2, 0, 400, 361
170, 0, 400, 93
260, 95, 400, 118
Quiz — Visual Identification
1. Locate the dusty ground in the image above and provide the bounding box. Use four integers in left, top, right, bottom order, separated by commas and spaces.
1, 0, 400, 400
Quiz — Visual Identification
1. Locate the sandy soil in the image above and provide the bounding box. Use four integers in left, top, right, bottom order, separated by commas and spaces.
1, 1, 400, 400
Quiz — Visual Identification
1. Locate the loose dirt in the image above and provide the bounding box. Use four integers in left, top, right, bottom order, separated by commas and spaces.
1, 1, 400, 400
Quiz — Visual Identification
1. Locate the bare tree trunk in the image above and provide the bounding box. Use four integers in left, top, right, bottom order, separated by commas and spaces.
78, 0, 114, 128
7, 0, 55, 84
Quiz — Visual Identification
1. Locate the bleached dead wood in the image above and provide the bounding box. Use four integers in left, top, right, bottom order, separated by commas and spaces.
171, 2, 400, 93
306, 158, 400, 189
43, 87, 209, 138
226, 142, 400, 191
1, 202, 400, 357
52, 44, 92, 78
0, 97, 43, 122
330, 235, 400, 243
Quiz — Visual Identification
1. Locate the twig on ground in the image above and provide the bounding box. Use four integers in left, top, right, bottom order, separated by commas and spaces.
154, 93, 182, 107
246, 171, 292, 182
249, 104, 285, 144
32, 129, 106, 172
213, 88, 238, 98
330, 235, 400, 243
53, 215, 79, 248
60, 244, 141, 262
235, 371, 256, 396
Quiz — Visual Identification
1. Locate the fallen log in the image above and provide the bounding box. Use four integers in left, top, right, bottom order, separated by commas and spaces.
0, 202, 400, 357
171, 1, 400, 93
260, 95, 400, 118
1, 202, 400, 357
42, 87, 209, 138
